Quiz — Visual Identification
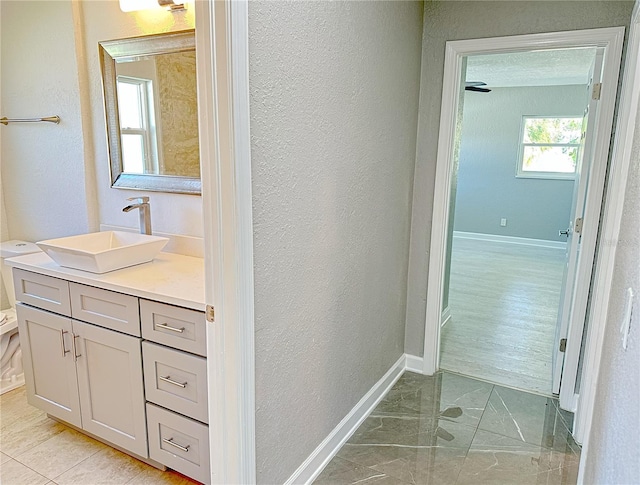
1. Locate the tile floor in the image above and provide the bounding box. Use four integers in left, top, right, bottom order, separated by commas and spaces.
2, 372, 580, 485
314, 371, 580, 485
0, 387, 199, 485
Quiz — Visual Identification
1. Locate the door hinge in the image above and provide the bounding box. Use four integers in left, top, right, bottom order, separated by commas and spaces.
559, 338, 567, 352
575, 217, 584, 235
206, 305, 215, 323
592, 83, 602, 100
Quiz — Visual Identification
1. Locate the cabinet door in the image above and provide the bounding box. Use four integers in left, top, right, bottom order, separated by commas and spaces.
72, 320, 148, 458
16, 303, 81, 428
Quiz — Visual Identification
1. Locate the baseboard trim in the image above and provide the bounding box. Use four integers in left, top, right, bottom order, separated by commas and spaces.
441, 306, 451, 328
453, 231, 566, 250
404, 354, 424, 373
284, 354, 407, 485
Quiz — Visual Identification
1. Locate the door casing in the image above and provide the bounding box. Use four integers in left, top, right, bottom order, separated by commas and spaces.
577, 2, 640, 478
422, 27, 625, 438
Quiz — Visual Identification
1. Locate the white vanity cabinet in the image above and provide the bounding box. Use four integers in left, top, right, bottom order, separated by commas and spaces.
16, 303, 82, 428
11, 255, 209, 484
74, 319, 147, 456
18, 304, 148, 456
15, 268, 149, 459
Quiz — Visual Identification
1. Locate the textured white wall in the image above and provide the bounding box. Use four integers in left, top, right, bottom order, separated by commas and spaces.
1, 1, 93, 242
0, 186, 10, 309
248, 1, 423, 483
405, 0, 636, 357
583, 93, 640, 484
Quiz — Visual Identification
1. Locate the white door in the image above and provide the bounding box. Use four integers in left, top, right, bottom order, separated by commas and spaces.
16, 303, 82, 428
552, 49, 604, 396
73, 320, 148, 458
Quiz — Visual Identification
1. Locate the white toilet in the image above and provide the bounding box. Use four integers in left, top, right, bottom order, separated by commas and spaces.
0, 240, 42, 394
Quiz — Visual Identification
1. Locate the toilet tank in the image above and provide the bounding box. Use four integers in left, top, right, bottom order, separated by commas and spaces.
1, 241, 41, 310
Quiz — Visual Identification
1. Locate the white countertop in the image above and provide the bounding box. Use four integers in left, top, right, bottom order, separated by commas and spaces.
7, 251, 206, 312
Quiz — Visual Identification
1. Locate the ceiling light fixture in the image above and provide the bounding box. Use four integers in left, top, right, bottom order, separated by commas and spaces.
119, 0, 185, 13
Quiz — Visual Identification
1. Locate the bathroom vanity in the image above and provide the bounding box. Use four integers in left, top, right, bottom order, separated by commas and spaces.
7, 251, 209, 484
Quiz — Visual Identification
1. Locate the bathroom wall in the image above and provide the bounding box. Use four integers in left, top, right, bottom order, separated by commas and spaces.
79, 1, 203, 238
453, 85, 585, 242
0, 0, 203, 268
0, 191, 10, 309
583, 79, 640, 485
248, 1, 423, 483
0, 1, 94, 243
405, 0, 636, 358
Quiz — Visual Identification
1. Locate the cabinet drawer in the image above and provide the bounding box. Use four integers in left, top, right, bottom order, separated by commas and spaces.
147, 403, 210, 484
70, 283, 140, 336
13, 269, 71, 316
143, 341, 208, 423
141, 300, 206, 357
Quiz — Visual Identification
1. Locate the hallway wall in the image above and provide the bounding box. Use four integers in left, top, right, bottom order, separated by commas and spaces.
405, 0, 636, 358
248, 2, 423, 483
583, 75, 640, 485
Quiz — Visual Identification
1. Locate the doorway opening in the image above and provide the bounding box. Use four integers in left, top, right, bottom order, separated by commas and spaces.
423, 28, 625, 417
440, 47, 598, 397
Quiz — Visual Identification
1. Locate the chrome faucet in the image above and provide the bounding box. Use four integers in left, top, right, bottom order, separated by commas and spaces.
122, 197, 152, 235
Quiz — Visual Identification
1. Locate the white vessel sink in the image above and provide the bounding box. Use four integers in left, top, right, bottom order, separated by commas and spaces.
36, 231, 169, 274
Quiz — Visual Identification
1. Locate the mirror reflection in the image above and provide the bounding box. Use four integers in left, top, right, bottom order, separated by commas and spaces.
116, 50, 199, 177
99, 30, 201, 194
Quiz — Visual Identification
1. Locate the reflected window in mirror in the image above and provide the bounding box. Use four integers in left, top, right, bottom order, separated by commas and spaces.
99, 30, 200, 194
117, 76, 158, 174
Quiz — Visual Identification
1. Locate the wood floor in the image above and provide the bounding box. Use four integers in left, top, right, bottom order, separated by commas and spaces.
440, 237, 566, 395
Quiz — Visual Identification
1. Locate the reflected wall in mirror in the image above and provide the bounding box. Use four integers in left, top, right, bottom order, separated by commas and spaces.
99, 30, 200, 194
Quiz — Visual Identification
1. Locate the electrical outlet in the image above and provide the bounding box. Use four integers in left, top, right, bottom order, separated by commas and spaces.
500, 218, 507, 227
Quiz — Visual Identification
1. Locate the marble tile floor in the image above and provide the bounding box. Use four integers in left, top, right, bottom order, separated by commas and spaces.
441, 238, 566, 395
0, 386, 199, 485
314, 371, 580, 485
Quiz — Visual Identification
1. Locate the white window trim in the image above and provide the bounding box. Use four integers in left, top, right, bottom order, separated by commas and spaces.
117, 75, 157, 174
515, 115, 582, 181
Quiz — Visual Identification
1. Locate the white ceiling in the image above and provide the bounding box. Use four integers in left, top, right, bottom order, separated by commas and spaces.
465, 47, 597, 88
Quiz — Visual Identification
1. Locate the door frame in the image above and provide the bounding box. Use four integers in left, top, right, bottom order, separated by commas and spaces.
576, 1, 640, 473
195, 0, 256, 483
422, 28, 624, 413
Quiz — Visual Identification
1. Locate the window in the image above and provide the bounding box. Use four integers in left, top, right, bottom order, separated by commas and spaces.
116, 76, 158, 174
517, 116, 583, 179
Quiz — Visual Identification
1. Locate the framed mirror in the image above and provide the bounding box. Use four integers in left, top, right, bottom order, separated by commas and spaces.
99, 30, 200, 195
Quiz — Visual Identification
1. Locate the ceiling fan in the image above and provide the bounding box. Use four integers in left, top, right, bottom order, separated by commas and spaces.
465, 81, 491, 93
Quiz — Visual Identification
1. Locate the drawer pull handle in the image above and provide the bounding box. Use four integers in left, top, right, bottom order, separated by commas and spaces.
60, 330, 70, 357
162, 437, 190, 453
156, 323, 185, 333
159, 375, 188, 388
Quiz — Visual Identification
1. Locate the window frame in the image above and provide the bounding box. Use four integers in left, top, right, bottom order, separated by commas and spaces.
516, 115, 583, 181
116, 75, 159, 174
